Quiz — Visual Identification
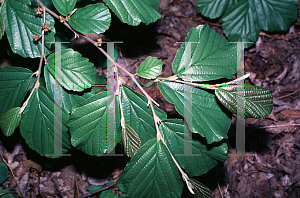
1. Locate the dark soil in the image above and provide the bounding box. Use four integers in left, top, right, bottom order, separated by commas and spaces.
1, 0, 300, 197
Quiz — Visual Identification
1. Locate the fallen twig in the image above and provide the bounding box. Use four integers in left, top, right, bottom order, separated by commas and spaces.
0, 154, 24, 197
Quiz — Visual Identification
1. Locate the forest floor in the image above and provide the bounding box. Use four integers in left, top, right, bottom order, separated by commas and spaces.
1, 0, 300, 197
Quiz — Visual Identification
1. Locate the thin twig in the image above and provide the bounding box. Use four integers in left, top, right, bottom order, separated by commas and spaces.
260, 31, 300, 39
149, 101, 162, 141
19, 8, 45, 114
78, 183, 116, 198
277, 87, 300, 99
36, 0, 78, 37
148, 100, 195, 195
41, 7, 45, 57
261, 124, 300, 128
36, 0, 159, 107
72, 165, 80, 197
82, 36, 159, 106
217, 181, 224, 198
157, 73, 250, 90
0, 155, 24, 197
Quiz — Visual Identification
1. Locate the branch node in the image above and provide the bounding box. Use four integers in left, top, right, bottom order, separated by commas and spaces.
97, 38, 102, 47
59, 15, 65, 23
35, 6, 43, 16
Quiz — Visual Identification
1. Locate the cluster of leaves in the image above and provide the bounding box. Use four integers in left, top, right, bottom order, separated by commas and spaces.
196, 0, 299, 47
0, 0, 161, 58
0, 0, 274, 197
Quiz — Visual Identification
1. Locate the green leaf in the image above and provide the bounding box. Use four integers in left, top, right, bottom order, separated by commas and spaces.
101, 192, 118, 198
220, 0, 260, 47
119, 139, 183, 198
52, 0, 76, 16
122, 124, 141, 157
46, 48, 97, 92
222, 0, 238, 16
159, 119, 227, 177
68, 3, 111, 34
0, 66, 32, 119
87, 184, 104, 193
215, 83, 273, 118
250, 0, 298, 32
0, 189, 16, 198
0, 13, 5, 40
196, 0, 230, 19
157, 81, 231, 144
103, 0, 161, 26
20, 87, 71, 158
120, 86, 167, 145
68, 92, 120, 156
0, 161, 8, 184
92, 73, 106, 93
2, 0, 55, 58
221, 0, 298, 47
136, 57, 162, 79
173, 24, 237, 81
116, 180, 124, 192
188, 178, 212, 198
44, 67, 95, 114
99, 190, 110, 198
0, 107, 22, 137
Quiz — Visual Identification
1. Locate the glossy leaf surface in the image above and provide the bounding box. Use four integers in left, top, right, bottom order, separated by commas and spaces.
173, 24, 237, 81
103, 0, 161, 26
160, 119, 227, 177
220, 0, 261, 47
215, 83, 273, 118
69, 3, 111, 34
2, 0, 55, 58
157, 81, 231, 144
0, 66, 32, 119
46, 48, 97, 92
120, 86, 167, 145
20, 87, 71, 158
52, 0, 76, 16
0, 107, 21, 137
196, 0, 230, 19
136, 57, 162, 79
119, 139, 183, 198
44, 67, 95, 113
220, 0, 298, 46
68, 92, 120, 156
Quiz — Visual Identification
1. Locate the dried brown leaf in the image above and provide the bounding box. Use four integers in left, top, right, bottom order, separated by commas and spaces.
24, 160, 42, 172
280, 109, 300, 118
